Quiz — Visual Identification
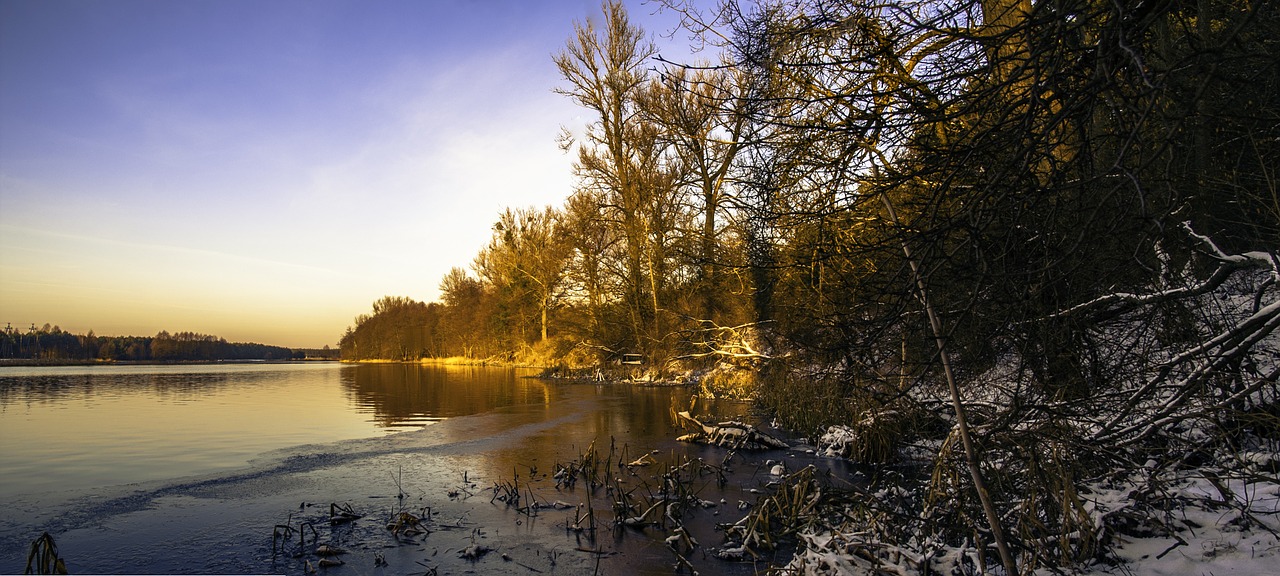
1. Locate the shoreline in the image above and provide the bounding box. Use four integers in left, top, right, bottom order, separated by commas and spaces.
0, 358, 338, 367
344, 356, 549, 368
344, 357, 702, 388
5, 363, 1270, 576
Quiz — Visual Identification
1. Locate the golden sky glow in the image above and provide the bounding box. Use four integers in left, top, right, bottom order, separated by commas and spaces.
0, 1, 691, 347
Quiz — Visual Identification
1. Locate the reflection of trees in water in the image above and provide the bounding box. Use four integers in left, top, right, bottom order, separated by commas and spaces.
476, 385, 755, 482
0, 369, 288, 404
342, 365, 554, 429
337, 368, 760, 486
0, 375, 96, 404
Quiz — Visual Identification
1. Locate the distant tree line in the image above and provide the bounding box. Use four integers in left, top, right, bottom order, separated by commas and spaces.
0, 324, 299, 361
295, 346, 340, 360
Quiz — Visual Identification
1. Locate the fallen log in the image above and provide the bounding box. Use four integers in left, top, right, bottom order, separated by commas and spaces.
675, 411, 788, 450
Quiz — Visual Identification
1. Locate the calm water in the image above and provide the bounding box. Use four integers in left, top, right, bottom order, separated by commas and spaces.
0, 362, 852, 575
0, 362, 543, 498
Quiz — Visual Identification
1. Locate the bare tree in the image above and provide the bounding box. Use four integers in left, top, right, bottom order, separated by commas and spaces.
552, 0, 691, 358
475, 206, 571, 344
555, 0, 668, 352
639, 63, 750, 322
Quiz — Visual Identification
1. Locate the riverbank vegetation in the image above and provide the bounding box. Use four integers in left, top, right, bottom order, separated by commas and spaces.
340, 0, 1278, 573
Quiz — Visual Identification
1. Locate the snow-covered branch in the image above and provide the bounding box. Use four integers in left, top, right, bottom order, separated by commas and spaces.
1047, 223, 1277, 324
1086, 299, 1280, 441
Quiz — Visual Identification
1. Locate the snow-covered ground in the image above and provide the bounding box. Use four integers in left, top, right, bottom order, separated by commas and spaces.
1077, 470, 1279, 576
790, 389, 1279, 576
777, 454, 1278, 576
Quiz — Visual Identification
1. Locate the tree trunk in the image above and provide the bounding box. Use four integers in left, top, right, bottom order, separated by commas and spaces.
541, 296, 549, 343
882, 194, 1019, 576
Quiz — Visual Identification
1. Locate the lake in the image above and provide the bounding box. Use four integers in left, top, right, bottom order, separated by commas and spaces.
0, 362, 550, 498
0, 362, 856, 574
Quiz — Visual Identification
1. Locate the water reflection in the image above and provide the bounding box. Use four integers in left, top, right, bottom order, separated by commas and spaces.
1, 364, 859, 576
0, 364, 291, 406
342, 364, 553, 430
0, 363, 373, 497
437, 380, 761, 487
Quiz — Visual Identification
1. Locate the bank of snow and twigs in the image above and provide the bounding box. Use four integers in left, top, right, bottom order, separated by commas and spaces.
749, 232, 1280, 575
793, 428, 1279, 576
531, 237, 1280, 576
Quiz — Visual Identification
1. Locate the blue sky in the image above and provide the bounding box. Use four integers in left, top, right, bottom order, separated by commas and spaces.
0, 0, 694, 347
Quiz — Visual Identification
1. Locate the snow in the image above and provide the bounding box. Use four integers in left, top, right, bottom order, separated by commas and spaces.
1083, 473, 1280, 576
778, 465, 1279, 576
818, 425, 860, 458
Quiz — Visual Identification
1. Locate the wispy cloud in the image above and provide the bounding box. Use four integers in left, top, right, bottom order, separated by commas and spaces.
0, 0, 638, 345
0, 224, 340, 276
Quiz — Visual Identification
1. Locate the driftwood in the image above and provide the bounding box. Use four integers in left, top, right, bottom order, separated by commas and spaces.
675, 411, 788, 450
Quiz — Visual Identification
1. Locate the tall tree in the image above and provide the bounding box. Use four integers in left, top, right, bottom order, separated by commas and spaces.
555, 0, 671, 353
559, 187, 622, 347
438, 268, 490, 358
639, 64, 749, 322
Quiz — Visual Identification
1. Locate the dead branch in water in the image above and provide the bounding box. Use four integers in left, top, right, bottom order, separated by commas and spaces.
675, 411, 788, 450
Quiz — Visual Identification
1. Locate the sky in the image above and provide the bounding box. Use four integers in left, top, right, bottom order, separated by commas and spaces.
0, 0, 698, 348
